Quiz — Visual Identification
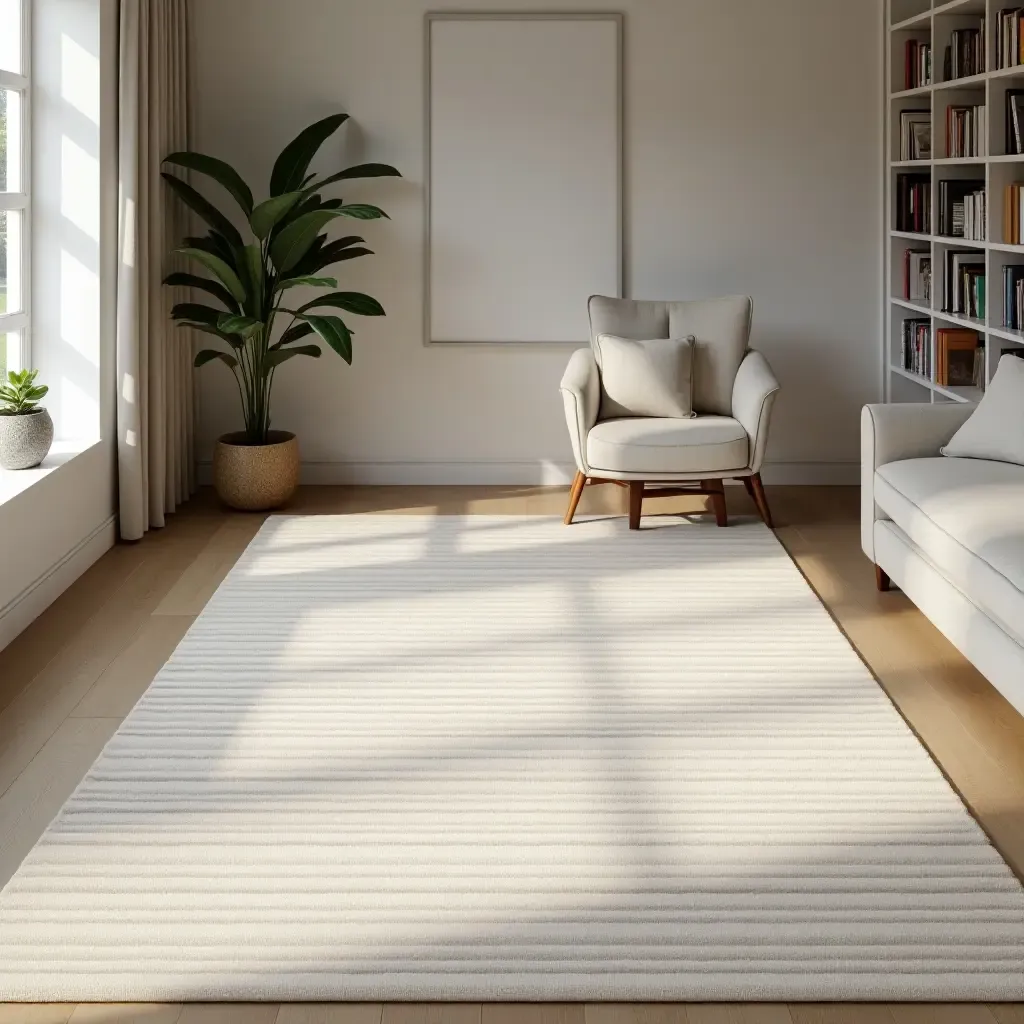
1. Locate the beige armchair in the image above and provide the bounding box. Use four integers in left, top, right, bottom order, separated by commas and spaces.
560, 295, 780, 530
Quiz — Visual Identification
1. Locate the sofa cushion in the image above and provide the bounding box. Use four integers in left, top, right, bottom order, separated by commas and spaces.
587, 416, 749, 475
596, 334, 696, 420
874, 456, 1024, 645
942, 354, 1024, 467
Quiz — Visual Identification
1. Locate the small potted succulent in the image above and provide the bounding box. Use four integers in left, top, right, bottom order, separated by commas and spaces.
0, 369, 53, 470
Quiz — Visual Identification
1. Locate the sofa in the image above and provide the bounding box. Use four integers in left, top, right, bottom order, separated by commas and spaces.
861, 402, 1024, 717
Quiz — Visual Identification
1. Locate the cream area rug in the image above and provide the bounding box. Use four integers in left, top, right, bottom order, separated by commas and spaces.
1, 514, 1023, 1002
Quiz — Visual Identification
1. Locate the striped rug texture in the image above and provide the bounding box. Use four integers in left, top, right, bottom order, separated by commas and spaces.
0, 514, 1022, 1001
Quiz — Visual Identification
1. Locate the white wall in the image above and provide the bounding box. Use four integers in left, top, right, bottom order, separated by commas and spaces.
0, 0, 117, 650
192, 0, 883, 484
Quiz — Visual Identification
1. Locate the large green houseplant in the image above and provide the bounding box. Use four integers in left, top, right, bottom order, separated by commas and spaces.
163, 112, 399, 509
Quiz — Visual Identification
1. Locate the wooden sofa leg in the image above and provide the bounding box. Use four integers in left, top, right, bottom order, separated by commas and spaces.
628, 482, 644, 530
875, 565, 892, 592
749, 473, 774, 529
703, 479, 728, 527
564, 471, 587, 526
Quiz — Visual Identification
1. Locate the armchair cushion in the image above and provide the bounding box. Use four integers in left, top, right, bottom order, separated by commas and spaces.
587, 416, 749, 476
596, 334, 696, 419
588, 295, 752, 416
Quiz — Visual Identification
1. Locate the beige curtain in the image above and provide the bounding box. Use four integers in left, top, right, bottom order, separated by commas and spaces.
116, 0, 194, 541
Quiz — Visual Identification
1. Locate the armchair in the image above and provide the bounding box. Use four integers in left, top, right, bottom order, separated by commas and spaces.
560, 295, 780, 530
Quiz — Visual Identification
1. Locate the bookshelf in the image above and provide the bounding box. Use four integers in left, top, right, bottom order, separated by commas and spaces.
886, 0, 1024, 404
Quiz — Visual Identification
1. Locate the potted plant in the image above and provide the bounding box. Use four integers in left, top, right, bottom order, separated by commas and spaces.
163, 112, 399, 510
0, 369, 53, 470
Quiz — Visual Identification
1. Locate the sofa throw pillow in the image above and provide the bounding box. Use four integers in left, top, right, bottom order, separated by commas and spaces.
942, 354, 1024, 466
596, 334, 696, 420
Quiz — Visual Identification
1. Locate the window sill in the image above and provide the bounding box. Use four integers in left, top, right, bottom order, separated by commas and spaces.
0, 438, 102, 508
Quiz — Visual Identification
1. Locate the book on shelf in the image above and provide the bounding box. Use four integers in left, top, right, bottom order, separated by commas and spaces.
1002, 182, 1024, 243
943, 23, 985, 80
1006, 90, 1024, 155
943, 249, 985, 315
939, 179, 985, 239
945, 254, 985, 318
946, 104, 985, 158
1003, 264, 1024, 328
901, 109, 932, 160
905, 39, 932, 89
997, 8, 1024, 69
901, 317, 932, 378
936, 328, 981, 387
903, 248, 931, 303
897, 173, 932, 233
973, 343, 987, 388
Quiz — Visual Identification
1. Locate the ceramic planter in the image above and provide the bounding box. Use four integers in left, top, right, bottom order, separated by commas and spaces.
0, 408, 54, 470
213, 430, 299, 511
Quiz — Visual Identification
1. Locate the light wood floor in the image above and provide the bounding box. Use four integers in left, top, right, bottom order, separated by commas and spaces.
2, 484, 1024, 1024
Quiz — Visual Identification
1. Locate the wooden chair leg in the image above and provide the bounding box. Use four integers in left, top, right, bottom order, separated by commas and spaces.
741, 477, 756, 500
875, 565, 891, 592
749, 472, 774, 529
563, 471, 587, 526
628, 481, 644, 530
702, 479, 728, 527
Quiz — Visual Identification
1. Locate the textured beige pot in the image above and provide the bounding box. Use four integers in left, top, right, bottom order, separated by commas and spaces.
213, 431, 299, 511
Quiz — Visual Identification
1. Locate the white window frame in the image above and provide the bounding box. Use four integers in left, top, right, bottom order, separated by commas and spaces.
0, 0, 30, 373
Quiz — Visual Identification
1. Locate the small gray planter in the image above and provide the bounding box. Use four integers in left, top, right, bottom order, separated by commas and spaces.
0, 408, 54, 470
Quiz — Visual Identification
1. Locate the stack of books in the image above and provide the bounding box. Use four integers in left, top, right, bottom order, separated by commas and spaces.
897, 173, 932, 233
944, 24, 985, 80
946, 104, 985, 158
905, 39, 932, 88
943, 250, 985, 317
902, 318, 932, 378
903, 248, 931, 303
997, 8, 1024, 68
1003, 264, 1024, 328
939, 179, 985, 238
1002, 183, 1024, 242
1006, 89, 1024, 154
935, 329, 982, 387
901, 110, 932, 160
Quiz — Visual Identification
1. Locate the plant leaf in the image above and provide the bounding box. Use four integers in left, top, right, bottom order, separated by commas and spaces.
194, 349, 239, 369
217, 314, 262, 338
289, 238, 371, 276
271, 322, 315, 350
295, 313, 353, 363
298, 291, 384, 316
303, 163, 401, 194
237, 243, 265, 318
269, 113, 350, 196
266, 344, 322, 367
269, 210, 345, 273
276, 275, 338, 292
250, 192, 304, 239
162, 271, 239, 310
337, 204, 388, 220
175, 248, 247, 305
161, 172, 244, 248
163, 152, 254, 216
170, 302, 224, 326
182, 232, 239, 269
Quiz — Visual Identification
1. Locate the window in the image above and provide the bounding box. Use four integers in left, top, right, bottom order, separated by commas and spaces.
0, 0, 29, 379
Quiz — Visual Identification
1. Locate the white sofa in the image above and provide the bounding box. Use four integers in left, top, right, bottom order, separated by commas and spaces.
861, 403, 1024, 716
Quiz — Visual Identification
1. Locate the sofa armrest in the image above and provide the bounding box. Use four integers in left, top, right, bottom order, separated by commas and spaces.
560, 347, 601, 475
732, 350, 780, 473
860, 402, 975, 561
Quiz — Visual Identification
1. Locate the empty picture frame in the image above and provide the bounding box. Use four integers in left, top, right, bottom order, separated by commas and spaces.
426, 12, 623, 345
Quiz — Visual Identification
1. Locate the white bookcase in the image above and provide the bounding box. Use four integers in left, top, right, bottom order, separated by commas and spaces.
887, 0, 1024, 404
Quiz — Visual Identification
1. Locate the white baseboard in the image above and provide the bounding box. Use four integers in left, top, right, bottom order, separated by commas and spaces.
0, 515, 117, 653
199, 459, 859, 487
